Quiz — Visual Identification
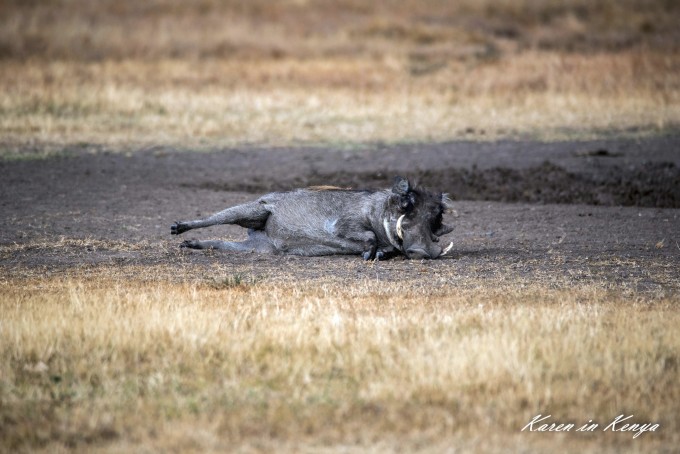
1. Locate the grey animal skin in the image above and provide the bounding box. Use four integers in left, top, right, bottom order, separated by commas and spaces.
171, 176, 454, 260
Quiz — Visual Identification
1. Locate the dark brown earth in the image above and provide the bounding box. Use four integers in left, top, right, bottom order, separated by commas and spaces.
1, 135, 679, 293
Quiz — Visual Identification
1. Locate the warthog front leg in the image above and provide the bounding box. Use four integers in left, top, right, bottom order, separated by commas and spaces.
361, 240, 396, 261
372, 245, 397, 261
334, 222, 382, 261
172, 201, 270, 235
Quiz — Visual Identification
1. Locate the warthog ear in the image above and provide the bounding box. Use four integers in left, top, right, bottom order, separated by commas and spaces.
392, 176, 414, 211
435, 223, 455, 236
392, 176, 411, 195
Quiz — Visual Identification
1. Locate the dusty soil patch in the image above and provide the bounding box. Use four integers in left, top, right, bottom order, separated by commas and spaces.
1, 136, 679, 292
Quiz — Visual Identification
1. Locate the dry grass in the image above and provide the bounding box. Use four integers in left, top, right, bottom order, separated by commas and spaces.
1, 0, 679, 150
0, 237, 148, 257
1, 275, 678, 452
1, 52, 678, 149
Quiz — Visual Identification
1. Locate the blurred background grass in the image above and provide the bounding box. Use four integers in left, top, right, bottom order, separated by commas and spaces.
1, 0, 679, 146
2, 0, 679, 61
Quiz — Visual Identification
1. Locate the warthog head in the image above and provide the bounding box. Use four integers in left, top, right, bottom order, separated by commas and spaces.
388, 176, 454, 259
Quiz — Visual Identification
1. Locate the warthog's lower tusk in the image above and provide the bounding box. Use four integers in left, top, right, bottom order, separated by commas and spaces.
441, 242, 454, 256
383, 217, 402, 251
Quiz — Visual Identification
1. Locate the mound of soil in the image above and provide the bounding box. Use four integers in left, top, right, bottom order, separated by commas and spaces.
194, 161, 680, 208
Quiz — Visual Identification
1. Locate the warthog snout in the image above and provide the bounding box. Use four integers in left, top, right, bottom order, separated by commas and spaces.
405, 246, 439, 260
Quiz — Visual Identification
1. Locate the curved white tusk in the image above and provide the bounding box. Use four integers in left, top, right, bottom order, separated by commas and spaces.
396, 214, 405, 240
441, 242, 454, 256
382, 218, 402, 251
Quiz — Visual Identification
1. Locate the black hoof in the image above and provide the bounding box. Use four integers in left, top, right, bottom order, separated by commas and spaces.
180, 240, 200, 249
171, 222, 189, 235
363, 249, 386, 261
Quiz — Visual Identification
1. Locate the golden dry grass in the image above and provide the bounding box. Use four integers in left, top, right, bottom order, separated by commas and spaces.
1, 275, 678, 452
1, 52, 678, 149
1, 0, 679, 150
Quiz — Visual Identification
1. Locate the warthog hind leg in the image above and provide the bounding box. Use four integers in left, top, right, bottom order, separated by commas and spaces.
181, 235, 274, 253
171, 201, 270, 235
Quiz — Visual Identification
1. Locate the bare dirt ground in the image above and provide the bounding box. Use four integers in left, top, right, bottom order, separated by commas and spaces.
1, 135, 678, 293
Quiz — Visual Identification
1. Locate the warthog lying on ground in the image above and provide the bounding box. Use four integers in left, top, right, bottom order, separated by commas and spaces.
171, 176, 454, 260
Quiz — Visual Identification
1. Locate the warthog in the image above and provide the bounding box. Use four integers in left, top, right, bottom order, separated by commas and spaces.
171, 176, 454, 260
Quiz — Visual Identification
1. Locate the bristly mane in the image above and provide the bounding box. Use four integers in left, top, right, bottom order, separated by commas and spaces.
307, 185, 351, 191
306, 185, 376, 194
